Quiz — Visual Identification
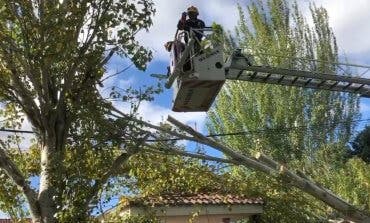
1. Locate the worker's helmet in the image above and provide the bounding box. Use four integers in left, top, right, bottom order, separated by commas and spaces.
187, 6, 199, 15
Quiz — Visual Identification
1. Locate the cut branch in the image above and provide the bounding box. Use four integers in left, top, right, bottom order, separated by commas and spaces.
165, 115, 370, 223
107, 108, 370, 222
109, 106, 198, 143
144, 143, 238, 165
167, 115, 276, 175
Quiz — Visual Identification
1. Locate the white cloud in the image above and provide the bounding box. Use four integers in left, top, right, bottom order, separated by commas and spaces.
136, 0, 370, 62
113, 100, 207, 132
137, 101, 207, 128
311, 0, 370, 55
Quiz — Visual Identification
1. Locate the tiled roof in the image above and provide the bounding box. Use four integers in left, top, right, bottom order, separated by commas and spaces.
121, 193, 263, 207
0, 219, 31, 223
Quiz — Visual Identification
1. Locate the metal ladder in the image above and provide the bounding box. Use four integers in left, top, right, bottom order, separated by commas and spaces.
224, 50, 370, 98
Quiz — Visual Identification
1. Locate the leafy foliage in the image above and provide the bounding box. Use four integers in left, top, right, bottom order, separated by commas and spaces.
310, 156, 370, 213
0, 0, 158, 222
0, 145, 40, 220
348, 125, 370, 163
102, 205, 160, 223
128, 152, 235, 196
207, 0, 361, 222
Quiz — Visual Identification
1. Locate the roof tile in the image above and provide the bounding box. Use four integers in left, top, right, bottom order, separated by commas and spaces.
122, 193, 263, 207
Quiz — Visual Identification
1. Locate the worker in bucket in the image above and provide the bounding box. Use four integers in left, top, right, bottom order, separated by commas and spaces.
177, 6, 205, 45
176, 6, 205, 71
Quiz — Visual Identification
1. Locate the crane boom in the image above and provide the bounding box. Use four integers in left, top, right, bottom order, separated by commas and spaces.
224, 50, 370, 98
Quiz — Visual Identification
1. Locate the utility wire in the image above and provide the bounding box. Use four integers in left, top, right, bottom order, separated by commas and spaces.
1, 118, 370, 143
245, 51, 370, 69
146, 117, 370, 142
0, 128, 34, 134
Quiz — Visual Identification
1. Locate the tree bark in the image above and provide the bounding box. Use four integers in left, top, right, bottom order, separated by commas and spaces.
38, 144, 58, 223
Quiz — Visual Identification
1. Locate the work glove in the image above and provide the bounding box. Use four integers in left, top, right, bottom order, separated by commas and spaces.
181, 12, 187, 18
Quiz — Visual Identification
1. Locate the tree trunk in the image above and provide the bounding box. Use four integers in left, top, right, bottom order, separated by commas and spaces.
38, 144, 57, 223
37, 121, 67, 223
34, 102, 70, 223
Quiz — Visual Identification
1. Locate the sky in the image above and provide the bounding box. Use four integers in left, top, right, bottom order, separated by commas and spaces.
105, 0, 370, 132
1, 0, 370, 218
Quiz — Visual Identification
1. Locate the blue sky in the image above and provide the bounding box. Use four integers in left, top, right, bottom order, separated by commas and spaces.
1, 0, 370, 218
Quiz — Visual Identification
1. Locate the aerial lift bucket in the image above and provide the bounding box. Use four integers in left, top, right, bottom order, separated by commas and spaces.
167, 28, 225, 112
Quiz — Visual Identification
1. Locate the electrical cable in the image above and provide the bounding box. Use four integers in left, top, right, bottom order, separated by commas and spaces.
146, 117, 370, 142
0, 128, 34, 134
1, 117, 369, 143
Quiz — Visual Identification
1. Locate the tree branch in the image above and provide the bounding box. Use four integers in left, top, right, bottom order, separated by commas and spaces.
166, 115, 370, 223
6, 61, 43, 131
167, 115, 277, 174
100, 63, 134, 83
106, 108, 370, 221
0, 141, 41, 221
144, 143, 238, 165
109, 106, 198, 143
83, 133, 150, 210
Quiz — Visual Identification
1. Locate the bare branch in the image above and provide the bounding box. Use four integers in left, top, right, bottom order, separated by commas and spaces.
101, 63, 134, 83
167, 115, 276, 174
144, 143, 238, 165
109, 106, 198, 143
100, 47, 118, 67
98, 106, 370, 221
7, 68, 43, 130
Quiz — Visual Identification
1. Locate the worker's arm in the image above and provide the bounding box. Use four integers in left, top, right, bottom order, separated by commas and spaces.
199, 20, 205, 28
177, 12, 187, 30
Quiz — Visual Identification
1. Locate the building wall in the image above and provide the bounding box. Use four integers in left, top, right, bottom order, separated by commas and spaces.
121, 204, 263, 223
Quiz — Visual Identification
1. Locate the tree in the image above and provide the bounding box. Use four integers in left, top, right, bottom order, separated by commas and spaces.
128, 153, 234, 196
0, 1, 155, 222
209, 0, 359, 162
349, 125, 370, 163
165, 115, 370, 222
206, 0, 361, 221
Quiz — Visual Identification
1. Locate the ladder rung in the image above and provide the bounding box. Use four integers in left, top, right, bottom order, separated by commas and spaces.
329, 81, 339, 89
262, 73, 272, 81
355, 84, 366, 92
277, 75, 285, 83
343, 83, 352, 90
249, 72, 258, 79
291, 77, 299, 84
317, 80, 326, 87
304, 79, 312, 86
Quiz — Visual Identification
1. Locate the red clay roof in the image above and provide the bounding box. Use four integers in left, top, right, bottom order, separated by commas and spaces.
122, 193, 263, 207
0, 219, 31, 223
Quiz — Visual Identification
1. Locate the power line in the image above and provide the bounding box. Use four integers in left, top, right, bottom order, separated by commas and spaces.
1, 118, 370, 142
0, 128, 34, 134
146, 118, 370, 142
245, 51, 370, 69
